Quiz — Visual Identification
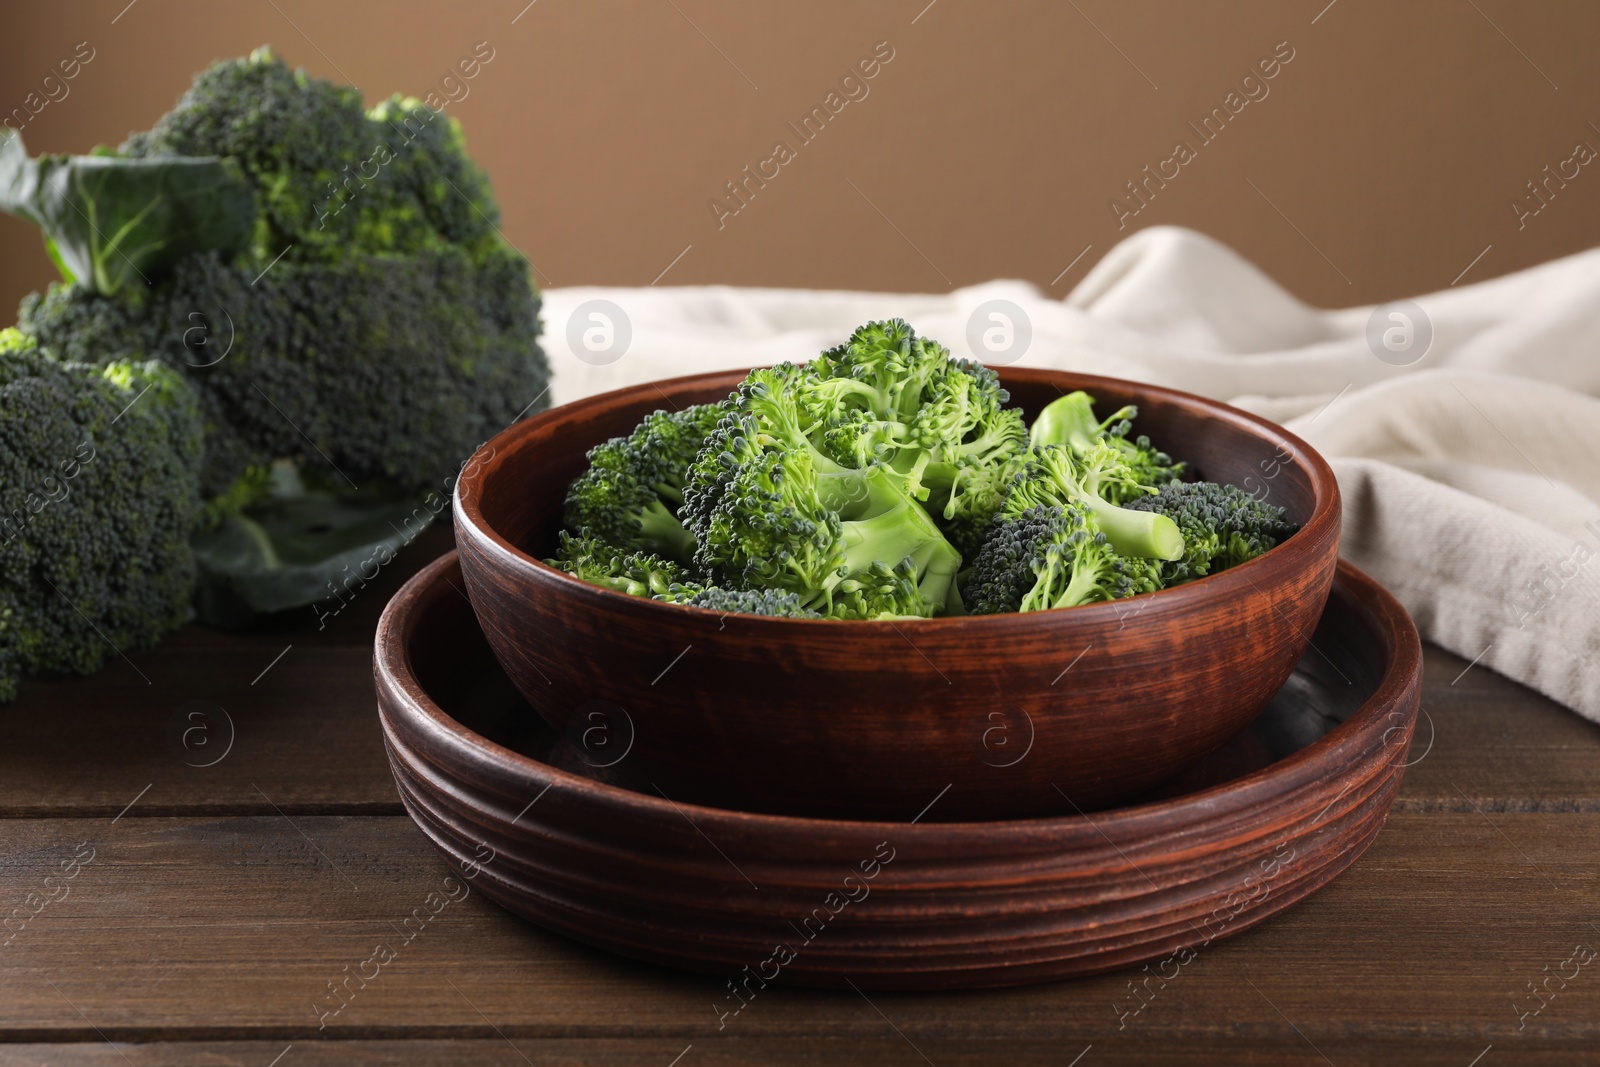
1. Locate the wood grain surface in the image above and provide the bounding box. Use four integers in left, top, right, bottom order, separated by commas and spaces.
0, 816, 1596, 1043
1, 528, 1598, 1063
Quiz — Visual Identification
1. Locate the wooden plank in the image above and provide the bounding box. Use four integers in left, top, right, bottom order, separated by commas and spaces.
1, 813, 1596, 1047
1396, 647, 1600, 812
0, 526, 454, 818
0, 1038, 1595, 1066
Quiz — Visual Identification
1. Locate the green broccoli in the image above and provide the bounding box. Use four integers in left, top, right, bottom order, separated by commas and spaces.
23, 245, 543, 498
1125, 481, 1297, 583
545, 531, 692, 598
15, 48, 547, 500
549, 528, 824, 618
543, 319, 1297, 620
1002, 444, 1184, 561
563, 405, 722, 564
1029, 391, 1183, 500
681, 365, 962, 617
123, 46, 502, 263
965, 504, 1161, 615
805, 319, 1027, 552
0, 329, 203, 702
656, 585, 823, 619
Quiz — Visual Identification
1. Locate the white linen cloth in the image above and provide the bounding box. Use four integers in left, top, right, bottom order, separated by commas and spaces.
542, 227, 1600, 721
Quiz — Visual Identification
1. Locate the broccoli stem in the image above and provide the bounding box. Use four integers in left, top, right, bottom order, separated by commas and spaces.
1030, 446, 1184, 562
832, 466, 962, 609
1030, 391, 1136, 452
633, 499, 697, 563
1051, 558, 1110, 611
1084, 497, 1184, 562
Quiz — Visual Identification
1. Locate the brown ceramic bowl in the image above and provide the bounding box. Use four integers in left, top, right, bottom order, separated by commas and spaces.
453, 368, 1340, 821
376, 552, 1420, 990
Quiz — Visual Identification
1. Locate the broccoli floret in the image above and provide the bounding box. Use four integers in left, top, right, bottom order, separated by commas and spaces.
682, 365, 962, 617
656, 585, 822, 619
0, 329, 202, 702
924, 451, 1027, 561
545, 531, 692, 598
563, 405, 721, 564
1125, 481, 1297, 583
550, 529, 823, 619
965, 505, 1162, 615
803, 319, 1027, 556
18, 49, 547, 500
1030, 391, 1184, 501
807, 319, 1027, 475
123, 47, 501, 263
1002, 444, 1184, 562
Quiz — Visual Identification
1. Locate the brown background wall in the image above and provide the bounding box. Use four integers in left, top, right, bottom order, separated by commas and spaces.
3, 0, 1598, 315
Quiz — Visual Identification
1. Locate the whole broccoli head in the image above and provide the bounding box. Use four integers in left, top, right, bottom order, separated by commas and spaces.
1125, 480, 1297, 583
1029, 391, 1184, 501
563, 404, 722, 565
681, 364, 962, 618
1002, 443, 1184, 562
16, 48, 547, 501
123, 46, 502, 263
0, 330, 202, 702
965, 504, 1161, 615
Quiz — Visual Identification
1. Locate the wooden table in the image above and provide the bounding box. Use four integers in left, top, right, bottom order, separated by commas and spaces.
3, 526, 1598, 1066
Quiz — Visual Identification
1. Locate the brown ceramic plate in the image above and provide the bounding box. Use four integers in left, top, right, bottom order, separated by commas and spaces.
453, 368, 1342, 821
376, 551, 1420, 990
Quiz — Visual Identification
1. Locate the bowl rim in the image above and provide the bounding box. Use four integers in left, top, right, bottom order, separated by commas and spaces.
376, 550, 1421, 839
452, 367, 1341, 631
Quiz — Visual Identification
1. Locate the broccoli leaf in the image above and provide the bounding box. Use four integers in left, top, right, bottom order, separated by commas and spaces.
0, 129, 255, 296
190, 465, 437, 627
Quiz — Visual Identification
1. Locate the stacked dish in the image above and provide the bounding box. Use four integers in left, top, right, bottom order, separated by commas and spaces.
374, 368, 1420, 988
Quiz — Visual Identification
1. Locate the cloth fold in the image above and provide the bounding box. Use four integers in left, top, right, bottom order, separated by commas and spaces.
543, 227, 1600, 720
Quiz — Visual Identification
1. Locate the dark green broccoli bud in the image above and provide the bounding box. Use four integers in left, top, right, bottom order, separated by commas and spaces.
545, 531, 692, 598
966, 505, 1161, 615
563, 404, 721, 564
124, 47, 501, 264
0, 329, 203, 702
1002, 444, 1184, 561
1125, 480, 1297, 583
656, 585, 822, 619
1030, 391, 1184, 501
682, 365, 962, 616
19, 242, 545, 498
